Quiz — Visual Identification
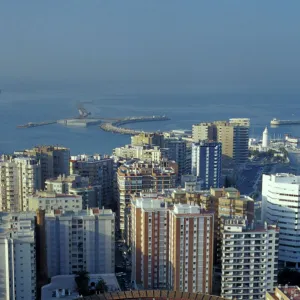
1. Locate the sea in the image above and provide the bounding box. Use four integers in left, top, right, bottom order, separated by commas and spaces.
1, 85, 300, 156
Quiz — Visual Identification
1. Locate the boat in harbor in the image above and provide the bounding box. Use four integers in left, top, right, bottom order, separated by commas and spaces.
271, 118, 300, 125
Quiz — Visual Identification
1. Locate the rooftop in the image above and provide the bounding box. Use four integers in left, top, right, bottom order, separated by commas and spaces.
79, 290, 227, 300
48, 208, 114, 218
267, 285, 300, 300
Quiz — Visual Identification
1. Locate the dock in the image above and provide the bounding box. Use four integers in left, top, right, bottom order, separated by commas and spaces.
99, 115, 170, 135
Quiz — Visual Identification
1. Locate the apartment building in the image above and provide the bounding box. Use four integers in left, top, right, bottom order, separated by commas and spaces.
45, 174, 89, 194
117, 160, 177, 233
131, 132, 165, 148
70, 154, 113, 208
45, 208, 115, 277
15, 145, 70, 189
131, 196, 169, 289
164, 137, 188, 181
0, 212, 37, 300
113, 144, 166, 163
0, 156, 41, 211
28, 191, 83, 212
168, 204, 214, 294
192, 122, 216, 142
211, 187, 254, 265
131, 197, 214, 294
229, 118, 250, 164
262, 173, 300, 269
221, 218, 279, 300
191, 119, 250, 164
45, 174, 100, 208
191, 141, 222, 189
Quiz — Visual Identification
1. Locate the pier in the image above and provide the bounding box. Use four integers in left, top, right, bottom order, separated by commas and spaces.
99, 115, 170, 135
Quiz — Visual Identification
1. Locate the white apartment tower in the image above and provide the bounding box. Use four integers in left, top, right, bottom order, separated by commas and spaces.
262, 173, 300, 269
0, 213, 37, 300
0, 157, 41, 212
45, 208, 115, 277
221, 218, 279, 300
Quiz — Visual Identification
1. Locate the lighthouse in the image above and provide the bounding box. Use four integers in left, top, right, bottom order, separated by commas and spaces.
262, 126, 268, 148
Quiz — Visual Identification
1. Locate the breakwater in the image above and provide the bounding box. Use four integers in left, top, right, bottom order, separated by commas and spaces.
99, 115, 170, 135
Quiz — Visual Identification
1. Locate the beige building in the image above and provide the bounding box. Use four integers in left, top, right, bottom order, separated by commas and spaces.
15, 145, 70, 189
192, 119, 250, 164
28, 191, 82, 212
45, 174, 89, 194
267, 285, 300, 300
0, 156, 41, 212
45, 174, 100, 208
192, 122, 215, 142
131, 132, 165, 148
210, 187, 254, 265
113, 144, 164, 163
131, 196, 214, 294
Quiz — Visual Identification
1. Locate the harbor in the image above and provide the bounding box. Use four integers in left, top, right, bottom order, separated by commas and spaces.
16, 103, 170, 134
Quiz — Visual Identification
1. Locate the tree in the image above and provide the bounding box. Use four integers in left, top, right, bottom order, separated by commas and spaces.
74, 270, 90, 296
96, 278, 108, 293
278, 268, 300, 286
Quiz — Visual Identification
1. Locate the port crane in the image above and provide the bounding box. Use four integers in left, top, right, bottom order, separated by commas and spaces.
77, 102, 91, 118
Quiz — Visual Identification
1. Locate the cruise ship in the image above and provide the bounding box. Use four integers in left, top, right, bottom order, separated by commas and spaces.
270, 118, 300, 125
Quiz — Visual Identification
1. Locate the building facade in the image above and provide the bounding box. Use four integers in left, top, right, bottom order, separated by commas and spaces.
131, 196, 214, 294
191, 119, 250, 165
191, 142, 222, 189
164, 137, 188, 181
15, 145, 70, 189
131, 132, 165, 148
0, 157, 41, 211
28, 191, 83, 212
45, 208, 115, 277
113, 145, 165, 163
131, 196, 169, 289
45, 174, 100, 209
221, 218, 279, 300
262, 173, 300, 268
117, 160, 177, 234
192, 122, 216, 142
70, 154, 113, 208
0, 213, 37, 300
168, 204, 214, 294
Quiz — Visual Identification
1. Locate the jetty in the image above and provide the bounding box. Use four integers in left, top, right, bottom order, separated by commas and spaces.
100, 115, 170, 135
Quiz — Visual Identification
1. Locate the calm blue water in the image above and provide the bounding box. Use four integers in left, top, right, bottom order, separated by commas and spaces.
1, 87, 300, 155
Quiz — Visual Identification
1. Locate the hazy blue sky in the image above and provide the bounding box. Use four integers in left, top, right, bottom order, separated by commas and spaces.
1, 1, 300, 92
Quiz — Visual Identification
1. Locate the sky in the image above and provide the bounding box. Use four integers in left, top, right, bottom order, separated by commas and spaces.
1, 1, 300, 93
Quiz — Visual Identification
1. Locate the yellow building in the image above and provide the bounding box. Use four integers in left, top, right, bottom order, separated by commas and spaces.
266, 285, 300, 300
131, 132, 165, 148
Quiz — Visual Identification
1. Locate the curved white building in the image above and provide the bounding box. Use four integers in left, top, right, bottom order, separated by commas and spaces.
262, 126, 269, 148
262, 173, 300, 268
